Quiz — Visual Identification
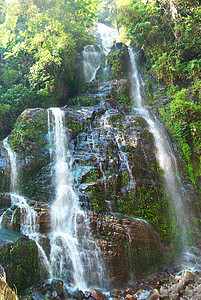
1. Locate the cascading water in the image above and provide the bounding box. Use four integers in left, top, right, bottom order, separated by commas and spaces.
82, 45, 103, 82
3, 137, 18, 193
82, 23, 118, 82
2, 137, 51, 276
48, 107, 106, 291
128, 47, 199, 261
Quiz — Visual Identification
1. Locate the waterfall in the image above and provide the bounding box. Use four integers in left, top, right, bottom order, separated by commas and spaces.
82, 45, 103, 82
128, 47, 198, 255
2, 137, 51, 276
48, 107, 106, 291
83, 23, 118, 82
3, 137, 18, 193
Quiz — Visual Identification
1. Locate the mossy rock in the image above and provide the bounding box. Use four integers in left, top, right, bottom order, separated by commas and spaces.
0, 229, 39, 294
88, 212, 166, 287
7, 108, 50, 195
0, 193, 12, 208
108, 43, 130, 80
8, 108, 48, 156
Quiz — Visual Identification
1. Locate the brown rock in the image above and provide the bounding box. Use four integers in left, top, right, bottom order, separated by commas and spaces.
88, 211, 164, 287
91, 288, 104, 300
125, 294, 137, 300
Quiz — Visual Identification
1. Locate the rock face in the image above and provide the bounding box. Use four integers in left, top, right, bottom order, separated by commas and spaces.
88, 212, 164, 287
0, 229, 39, 293
0, 80, 179, 290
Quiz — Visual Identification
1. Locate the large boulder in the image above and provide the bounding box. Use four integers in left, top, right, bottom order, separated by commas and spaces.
0, 229, 39, 293
88, 212, 165, 288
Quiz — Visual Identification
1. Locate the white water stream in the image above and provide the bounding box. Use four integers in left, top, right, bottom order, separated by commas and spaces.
2, 138, 51, 276
48, 108, 105, 290
128, 47, 198, 258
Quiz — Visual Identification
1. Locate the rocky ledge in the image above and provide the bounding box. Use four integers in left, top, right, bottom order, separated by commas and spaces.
18, 268, 201, 299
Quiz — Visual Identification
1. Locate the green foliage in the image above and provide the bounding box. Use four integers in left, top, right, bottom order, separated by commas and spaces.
108, 44, 129, 79
0, 0, 99, 138
117, 0, 201, 90
68, 95, 100, 107
9, 110, 47, 155
97, 0, 117, 26
0, 84, 39, 139
159, 88, 201, 186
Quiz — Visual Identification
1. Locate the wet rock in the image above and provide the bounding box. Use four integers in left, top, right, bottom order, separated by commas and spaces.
134, 289, 151, 299
51, 278, 64, 296
38, 206, 51, 233
176, 269, 196, 283
0, 229, 39, 293
91, 289, 104, 300
72, 288, 85, 299
147, 289, 160, 299
0, 193, 11, 208
0, 205, 20, 232
125, 294, 137, 300
88, 212, 164, 287
30, 291, 45, 299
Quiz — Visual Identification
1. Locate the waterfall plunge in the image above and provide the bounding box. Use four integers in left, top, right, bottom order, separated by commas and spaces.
48, 107, 106, 291
128, 47, 199, 257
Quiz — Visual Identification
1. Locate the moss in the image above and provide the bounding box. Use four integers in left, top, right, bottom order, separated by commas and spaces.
108, 44, 129, 80
0, 237, 39, 293
68, 95, 100, 107
9, 110, 48, 155
82, 168, 101, 183
125, 243, 163, 278
64, 117, 85, 138
116, 182, 177, 241
7, 109, 50, 195
86, 182, 107, 211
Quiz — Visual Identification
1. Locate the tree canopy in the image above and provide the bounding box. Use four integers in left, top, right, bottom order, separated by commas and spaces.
0, 0, 99, 138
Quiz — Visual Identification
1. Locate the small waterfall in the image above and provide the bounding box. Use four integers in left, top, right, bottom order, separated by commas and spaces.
3, 137, 18, 192
83, 23, 118, 82
83, 45, 103, 82
128, 48, 144, 108
2, 137, 51, 276
128, 47, 198, 254
48, 107, 106, 291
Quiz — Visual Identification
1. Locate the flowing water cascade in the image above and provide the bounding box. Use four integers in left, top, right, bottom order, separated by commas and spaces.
3, 139, 52, 276
100, 111, 135, 186
82, 45, 103, 82
48, 107, 106, 291
82, 23, 118, 82
2, 137, 52, 275
2, 138, 39, 238
128, 47, 200, 265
